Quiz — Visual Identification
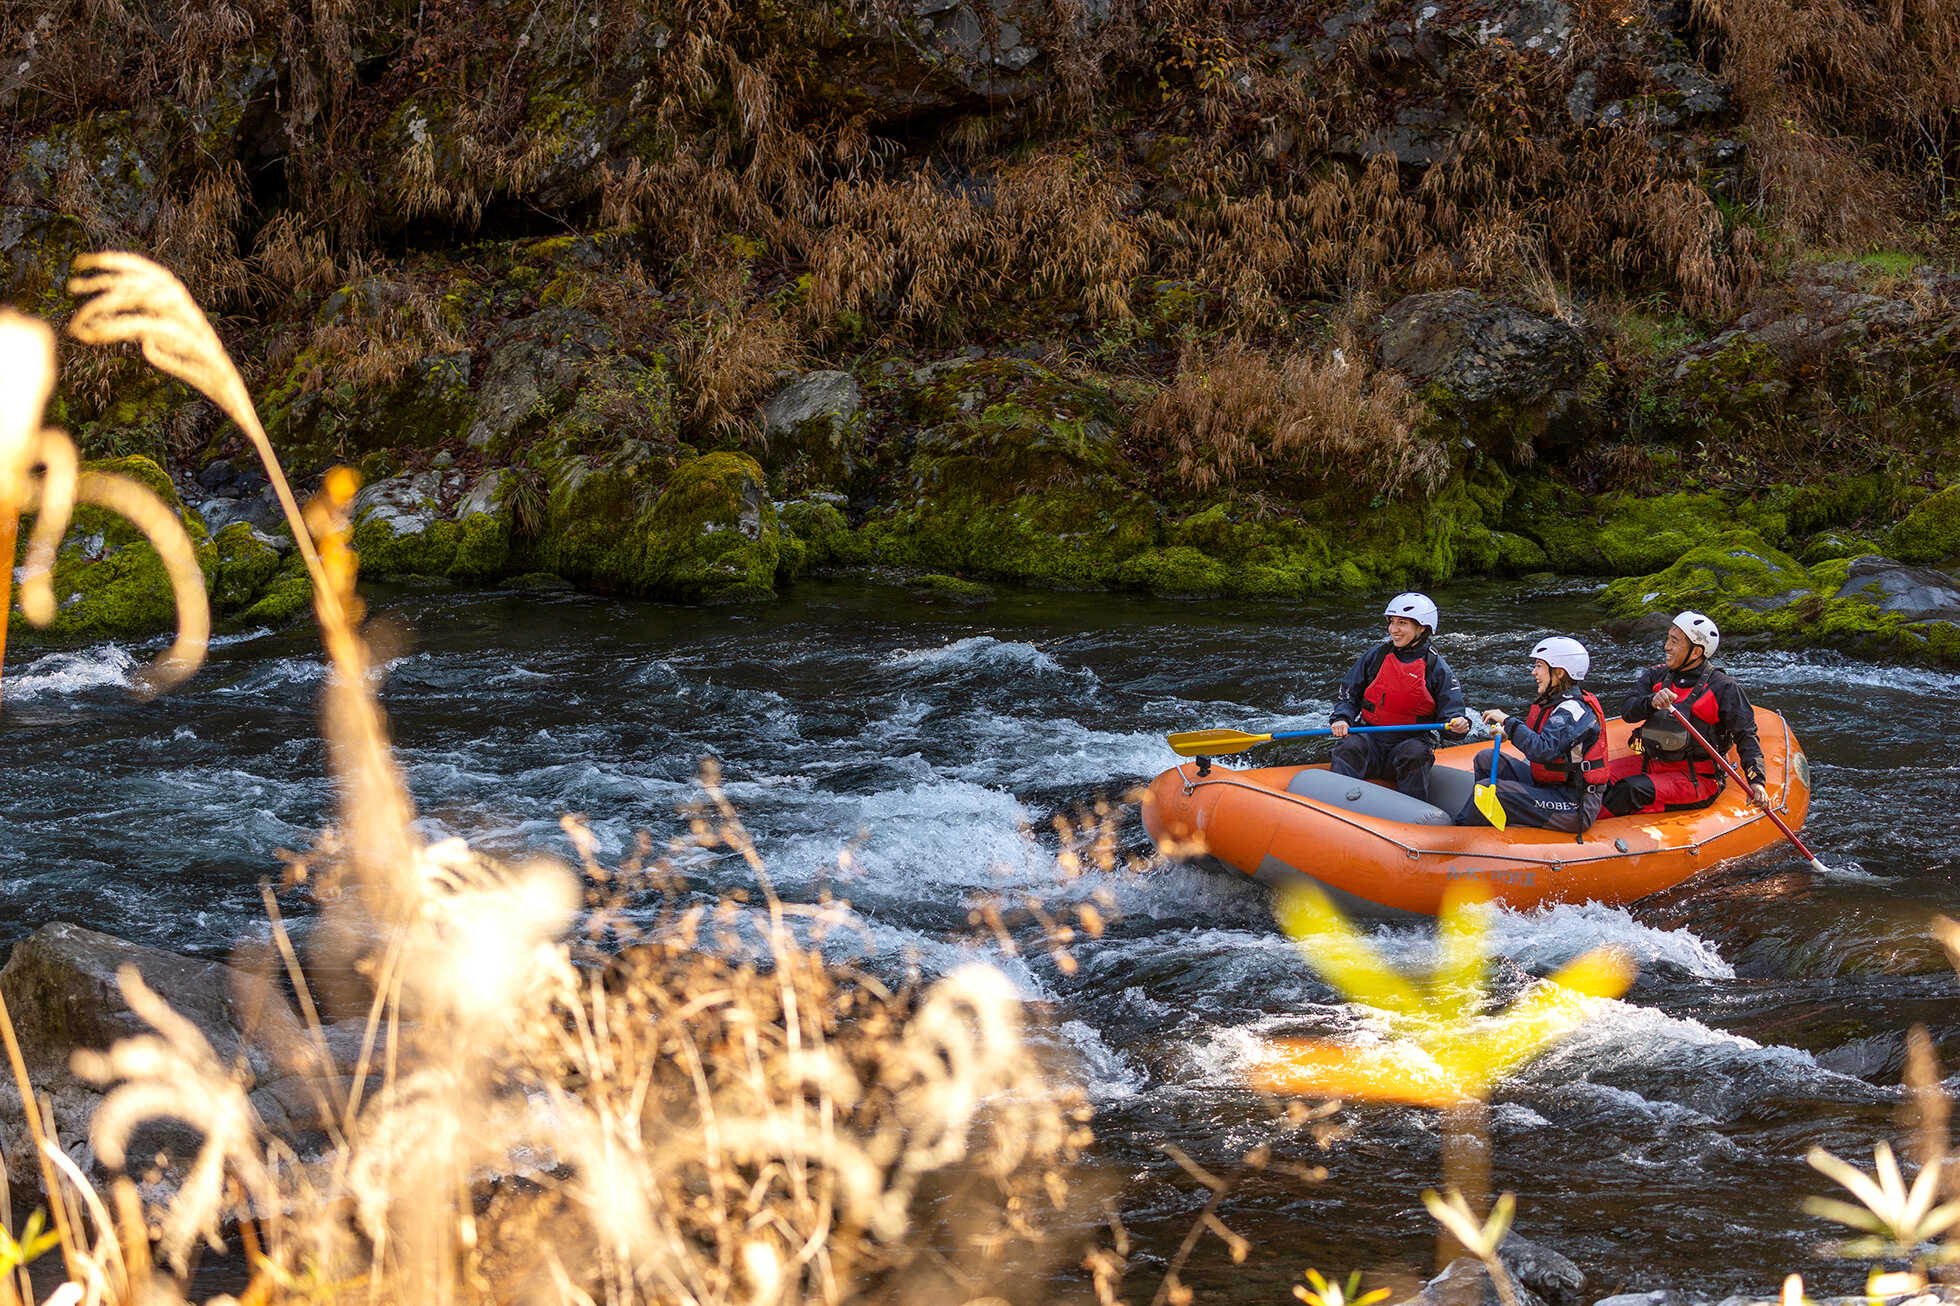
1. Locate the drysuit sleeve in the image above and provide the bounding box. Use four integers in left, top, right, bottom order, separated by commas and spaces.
1331, 645, 1384, 725
1503, 699, 1599, 766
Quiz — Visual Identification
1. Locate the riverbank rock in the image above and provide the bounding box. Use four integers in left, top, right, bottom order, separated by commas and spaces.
348, 467, 515, 581
530, 449, 783, 600
0, 923, 357, 1203
1603, 539, 1960, 664
760, 369, 865, 492
1377, 290, 1603, 464
4, 456, 216, 643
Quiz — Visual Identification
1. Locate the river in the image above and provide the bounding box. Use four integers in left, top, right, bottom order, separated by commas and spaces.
2, 576, 1955, 1300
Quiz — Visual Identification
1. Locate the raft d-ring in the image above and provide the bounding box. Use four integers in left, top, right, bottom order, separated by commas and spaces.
1548, 861, 1563, 872
1406, 848, 1420, 859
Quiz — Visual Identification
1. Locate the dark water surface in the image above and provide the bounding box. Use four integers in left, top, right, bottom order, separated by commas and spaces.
3, 577, 1955, 1299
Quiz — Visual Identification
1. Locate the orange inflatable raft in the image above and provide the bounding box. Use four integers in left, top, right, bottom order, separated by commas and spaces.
1141, 707, 1812, 917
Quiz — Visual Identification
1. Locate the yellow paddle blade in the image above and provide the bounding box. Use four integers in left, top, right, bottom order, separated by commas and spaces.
1166, 728, 1274, 757
1473, 781, 1508, 831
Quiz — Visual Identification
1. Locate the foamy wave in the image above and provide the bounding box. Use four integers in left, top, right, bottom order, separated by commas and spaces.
2, 645, 139, 701
1053, 1019, 1148, 1099
1489, 901, 1734, 979
1522, 996, 1886, 1115
1739, 649, 1960, 695
885, 636, 1071, 677
945, 710, 1174, 787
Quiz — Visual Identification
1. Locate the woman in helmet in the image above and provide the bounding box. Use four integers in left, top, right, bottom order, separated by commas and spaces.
1454, 636, 1608, 832
1600, 611, 1769, 816
1328, 592, 1473, 800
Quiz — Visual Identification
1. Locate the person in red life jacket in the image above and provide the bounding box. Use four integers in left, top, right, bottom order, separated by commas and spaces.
1600, 610, 1769, 817
1329, 592, 1472, 800
1453, 636, 1607, 832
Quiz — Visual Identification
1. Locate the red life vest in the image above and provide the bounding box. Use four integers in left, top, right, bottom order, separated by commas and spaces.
1634, 674, 1724, 777
1360, 648, 1436, 726
1523, 690, 1609, 788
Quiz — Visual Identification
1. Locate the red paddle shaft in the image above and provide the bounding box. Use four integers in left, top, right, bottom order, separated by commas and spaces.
1663, 703, 1826, 870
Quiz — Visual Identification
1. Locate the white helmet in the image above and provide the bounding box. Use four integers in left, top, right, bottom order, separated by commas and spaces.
1384, 592, 1439, 633
1672, 610, 1720, 658
1530, 635, 1591, 680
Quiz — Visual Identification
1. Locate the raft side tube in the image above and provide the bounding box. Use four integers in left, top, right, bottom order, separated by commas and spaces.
1284, 767, 1460, 826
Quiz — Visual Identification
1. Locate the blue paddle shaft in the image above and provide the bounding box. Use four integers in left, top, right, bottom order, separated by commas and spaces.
1271, 722, 1460, 741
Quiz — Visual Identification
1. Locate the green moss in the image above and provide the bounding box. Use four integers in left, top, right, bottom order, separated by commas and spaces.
903, 573, 995, 603
1599, 530, 1813, 638
210, 523, 283, 613
643, 452, 781, 601
239, 555, 314, 625
1886, 484, 1960, 565
1115, 546, 1232, 596
1799, 530, 1881, 565
450, 502, 513, 580
527, 450, 780, 600
779, 499, 852, 568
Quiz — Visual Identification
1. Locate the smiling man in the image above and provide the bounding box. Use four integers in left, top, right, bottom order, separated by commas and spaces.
1601, 610, 1770, 817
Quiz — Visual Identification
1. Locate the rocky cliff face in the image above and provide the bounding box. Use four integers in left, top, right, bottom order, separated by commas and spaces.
3, 0, 1957, 659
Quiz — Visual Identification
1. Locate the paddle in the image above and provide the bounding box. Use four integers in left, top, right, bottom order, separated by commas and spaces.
1473, 727, 1508, 830
1663, 703, 1828, 872
1168, 722, 1459, 758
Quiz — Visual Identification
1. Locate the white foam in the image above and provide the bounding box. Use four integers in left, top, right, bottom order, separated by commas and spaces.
885, 635, 1072, 677
1488, 901, 1734, 979
1738, 648, 1960, 696
1055, 1018, 1148, 1099
943, 710, 1174, 787
2, 645, 138, 701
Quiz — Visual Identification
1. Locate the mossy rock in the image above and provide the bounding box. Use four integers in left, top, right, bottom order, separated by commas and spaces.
11, 456, 214, 642
779, 499, 852, 568
642, 452, 781, 601
238, 554, 314, 625
210, 523, 284, 613
1115, 546, 1233, 596
1592, 490, 1791, 574
846, 480, 1156, 589
528, 450, 780, 600
1886, 484, 1960, 566
1599, 530, 1813, 639
1800, 530, 1882, 565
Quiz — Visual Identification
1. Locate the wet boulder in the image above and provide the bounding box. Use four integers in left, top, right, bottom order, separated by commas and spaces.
1830, 555, 1960, 622
1395, 1255, 1550, 1306
1377, 289, 1601, 465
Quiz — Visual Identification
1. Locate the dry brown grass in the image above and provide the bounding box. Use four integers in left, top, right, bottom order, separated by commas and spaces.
801, 148, 1145, 343
1693, 0, 1959, 241
1135, 332, 1444, 501
670, 263, 804, 446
